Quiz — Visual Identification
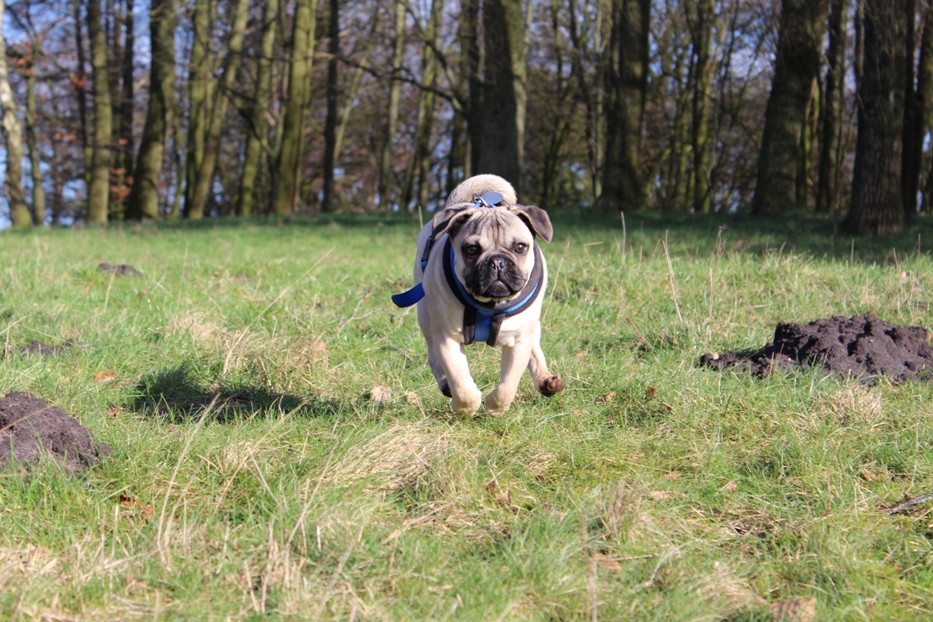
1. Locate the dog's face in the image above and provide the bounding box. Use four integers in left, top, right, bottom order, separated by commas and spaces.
433, 204, 553, 302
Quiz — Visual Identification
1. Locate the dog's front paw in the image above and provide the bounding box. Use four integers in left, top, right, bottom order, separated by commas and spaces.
537, 375, 564, 397
451, 388, 482, 416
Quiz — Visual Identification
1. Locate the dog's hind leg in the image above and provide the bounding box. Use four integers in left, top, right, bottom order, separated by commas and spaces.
526, 322, 564, 397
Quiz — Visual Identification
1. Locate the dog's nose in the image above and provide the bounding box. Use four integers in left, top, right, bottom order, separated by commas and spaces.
490, 257, 507, 275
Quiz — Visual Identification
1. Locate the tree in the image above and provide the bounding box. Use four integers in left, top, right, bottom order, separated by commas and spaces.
237, 0, 279, 216
321, 0, 341, 212
752, 0, 828, 216
377, 0, 405, 209
844, 0, 909, 234
25, 39, 45, 224
690, 0, 713, 213
186, 0, 250, 219
183, 0, 213, 215
816, 0, 847, 212
0, 0, 30, 227
274, 0, 318, 215
472, 0, 526, 186
601, 0, 649, 211
126, 0, 176, 220
86, 0, 112, 225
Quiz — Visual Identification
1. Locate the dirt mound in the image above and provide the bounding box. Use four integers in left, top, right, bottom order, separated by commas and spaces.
701, 314, 933, 382
98, 262, 141, 276
0, 392, 109, 474
16, 340, 76, 357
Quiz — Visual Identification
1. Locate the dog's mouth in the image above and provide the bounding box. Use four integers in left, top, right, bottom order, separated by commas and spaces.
474, 280, 519, 302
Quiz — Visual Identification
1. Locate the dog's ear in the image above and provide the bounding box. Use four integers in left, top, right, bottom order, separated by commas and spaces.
432, 203, 476, 239
509, 205, 554, 243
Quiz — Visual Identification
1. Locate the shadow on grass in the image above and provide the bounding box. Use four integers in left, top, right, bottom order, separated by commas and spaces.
127, 365, 341, 422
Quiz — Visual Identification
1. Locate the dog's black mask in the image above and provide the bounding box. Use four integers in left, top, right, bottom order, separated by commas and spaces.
465, 254, 527, 300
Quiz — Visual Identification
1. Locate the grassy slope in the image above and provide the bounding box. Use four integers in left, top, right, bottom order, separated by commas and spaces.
1, 212, 932, 620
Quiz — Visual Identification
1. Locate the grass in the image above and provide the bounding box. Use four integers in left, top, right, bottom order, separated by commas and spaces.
1, 210, 933, 620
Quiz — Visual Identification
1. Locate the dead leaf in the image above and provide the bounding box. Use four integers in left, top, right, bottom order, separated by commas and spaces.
405, 391, 421, 407
106, 405, 123, 418
721, 481, 738, 493
859, 469, 888, 482
594, 553, 621, 573
663, 471, 680, 480
94, 371, 117, 383
769, 597, 816, 622
486, 478, 498, 493
595, 391, 617, 404
649, 491, 676, 501
369, 386, 392, 403
645, 386, 659, 399
119, 494, 154, 519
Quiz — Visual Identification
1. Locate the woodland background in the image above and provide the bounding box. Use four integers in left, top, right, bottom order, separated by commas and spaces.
0, 0, 927, 234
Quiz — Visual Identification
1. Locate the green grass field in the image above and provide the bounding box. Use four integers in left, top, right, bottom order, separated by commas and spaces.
2, 211, 933, 620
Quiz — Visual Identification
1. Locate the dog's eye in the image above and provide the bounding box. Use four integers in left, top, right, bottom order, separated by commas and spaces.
513, 242, 528, 255
464, 244, 481, 257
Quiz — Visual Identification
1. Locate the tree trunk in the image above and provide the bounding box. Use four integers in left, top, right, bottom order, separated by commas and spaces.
844, 0, 909, 234
321, 0, 340, 212
378, 0, 405, 209
25, 47, 45, 225
0, 1, 29, 228
183, 0, 213, 215
473, 0, 525, 186
751, 0, 828, 216
796, 78, 818, 210
126, 0, 176, 220
111, 0, 134, 218
816, 0, 847, 212
601, 0, 648, 211
237, 0, 279, 216
187, 0, 250, 219
920, 10, 933, 209
72, 0, 93, 185
274, 0, 318, 215
902, 0, 921, 216
689, 0, 713, 213
87, 0, 113, 225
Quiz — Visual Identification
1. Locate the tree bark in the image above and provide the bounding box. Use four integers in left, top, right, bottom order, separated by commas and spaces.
473, 0, 525, 186
321, 0, 340, 212
902, 0, 921, 216
0, 1, 29, 228
87, 0, 113, 225
920, 10, 933, 209
187, 0, 250, 219
25, 46, 45, 225
601, 0, 649, 211
816, 0, 847, 212
126, 0, 176, 220
72, 0, 93, 185
183, 0, 213, 215
110, 0, 134, 218
844, 0, 909, 234
378, 0, 405, 209
689, 0, 713, 213
274, 0, 318, 215
237, 0, 279, 216
751, 0, 828, 216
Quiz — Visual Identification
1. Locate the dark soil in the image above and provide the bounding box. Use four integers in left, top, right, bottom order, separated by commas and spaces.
16, 340, 76, 357
98, 262, 141, 276
700, 314, 933, 382
0, 392, 109, 474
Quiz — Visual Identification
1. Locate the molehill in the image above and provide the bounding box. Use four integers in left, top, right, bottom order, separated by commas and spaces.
700, 314, 933, 382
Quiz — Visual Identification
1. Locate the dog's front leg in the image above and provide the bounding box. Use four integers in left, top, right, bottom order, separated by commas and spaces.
485, 339, 534, 414
434, 335, 482, 415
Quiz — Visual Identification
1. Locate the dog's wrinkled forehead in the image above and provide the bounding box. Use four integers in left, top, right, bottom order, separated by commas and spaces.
456, 209, 532, 244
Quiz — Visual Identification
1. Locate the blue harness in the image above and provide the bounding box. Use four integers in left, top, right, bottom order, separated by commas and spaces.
391, 192, 544, 347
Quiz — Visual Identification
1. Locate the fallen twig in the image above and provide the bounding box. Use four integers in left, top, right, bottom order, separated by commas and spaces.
885, 491, 933, 515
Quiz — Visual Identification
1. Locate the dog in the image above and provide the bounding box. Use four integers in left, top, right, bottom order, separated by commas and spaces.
392, 174, 563, 415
